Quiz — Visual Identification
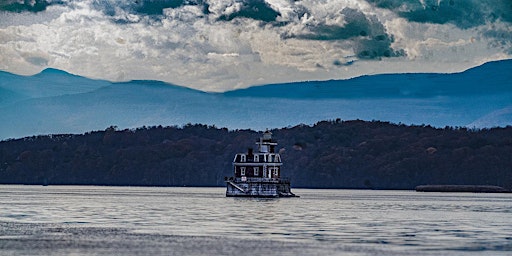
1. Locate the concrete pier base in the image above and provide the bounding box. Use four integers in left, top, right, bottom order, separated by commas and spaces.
226, 178, 297, 197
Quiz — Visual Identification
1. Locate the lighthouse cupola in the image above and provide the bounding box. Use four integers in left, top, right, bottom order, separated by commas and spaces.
257, 130, 277, 153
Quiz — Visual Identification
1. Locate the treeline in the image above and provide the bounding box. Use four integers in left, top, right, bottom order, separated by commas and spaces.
1, 120, 511, 189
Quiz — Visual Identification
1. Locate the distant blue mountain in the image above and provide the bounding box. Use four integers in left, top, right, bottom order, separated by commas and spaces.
223, 60, 512, 99
0, 60, 511, 139
0, 68, 110, 99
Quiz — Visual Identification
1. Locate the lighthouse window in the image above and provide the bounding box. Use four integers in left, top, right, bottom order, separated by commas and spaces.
241, 167, 246, 176
254, 167, 259, 176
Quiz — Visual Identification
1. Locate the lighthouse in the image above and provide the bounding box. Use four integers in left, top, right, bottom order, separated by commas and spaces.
225, 131, 297, 197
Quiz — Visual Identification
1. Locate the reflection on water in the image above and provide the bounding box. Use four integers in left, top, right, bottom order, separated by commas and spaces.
0, 186, 511, 255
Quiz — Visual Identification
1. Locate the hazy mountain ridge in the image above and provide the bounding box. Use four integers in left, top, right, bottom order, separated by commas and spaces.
0, 68, 110, 98
0, 60, 511, 140
223, 60, 512, 98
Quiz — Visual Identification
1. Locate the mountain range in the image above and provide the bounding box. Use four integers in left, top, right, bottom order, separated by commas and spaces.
1, 60, 511, 140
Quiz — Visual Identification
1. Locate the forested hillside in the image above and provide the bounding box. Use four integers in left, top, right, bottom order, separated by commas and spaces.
1, 120, 511, 189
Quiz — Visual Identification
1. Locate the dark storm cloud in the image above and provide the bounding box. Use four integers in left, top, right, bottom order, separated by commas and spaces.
104, 0, 210, 16
0, 0, 164, 17
366, 0, 512, 54
34, 0, 201, 25
90, 0, 205, 19
0, 0, 63, 13
297, 8, 373, 40
85, 0, 278, 23
366, 0, 512, 29
133, 0, 187, 15
482, 27, 512, 54
218, 0, 279, 22
291, 8, 405, 59
355, 36, 405, 59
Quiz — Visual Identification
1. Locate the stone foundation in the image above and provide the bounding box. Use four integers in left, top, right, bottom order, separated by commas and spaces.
226, 179, 297, 197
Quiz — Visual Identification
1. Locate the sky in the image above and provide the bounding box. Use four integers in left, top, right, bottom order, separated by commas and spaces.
0, 0, 511, 92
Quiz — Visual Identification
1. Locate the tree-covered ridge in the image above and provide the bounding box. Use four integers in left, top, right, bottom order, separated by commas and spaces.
1, 120, 511, 189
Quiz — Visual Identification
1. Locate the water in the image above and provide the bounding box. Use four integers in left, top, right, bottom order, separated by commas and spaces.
1, 186, 511, 255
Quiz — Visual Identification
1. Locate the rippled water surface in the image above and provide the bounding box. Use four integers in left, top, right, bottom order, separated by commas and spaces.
1, 185, 511, 255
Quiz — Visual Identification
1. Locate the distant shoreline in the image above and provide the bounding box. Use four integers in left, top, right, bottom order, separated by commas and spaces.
1, 183, 511, 193
415, 185, 511, 193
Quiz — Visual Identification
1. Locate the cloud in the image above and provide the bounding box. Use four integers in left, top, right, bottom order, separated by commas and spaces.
130, 0, 188, 15
0, 0, 60, 13
217, 0, 280, 22
366, 0, 512, 57
480, 22, 512, 55
88, 0, 206, 22
367, 0, 512, 54
282, 7, 405, 59
0, 0, 511, 92
367, 0, 512, 29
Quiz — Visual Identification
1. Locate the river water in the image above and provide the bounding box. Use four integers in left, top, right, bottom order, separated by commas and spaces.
0, 185, 511, 255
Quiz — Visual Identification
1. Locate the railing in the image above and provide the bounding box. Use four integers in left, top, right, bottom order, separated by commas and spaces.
229, 177, 291, 183
233, 153, 282, 164
279, 177, 291, 183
